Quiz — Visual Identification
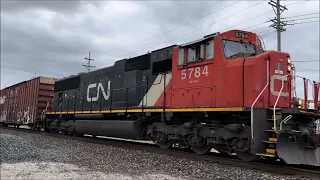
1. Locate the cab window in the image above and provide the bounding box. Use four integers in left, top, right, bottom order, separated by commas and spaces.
178, 49, 184, 65
222, 39, 256, 58
178, 40, 214, 65
206, 40, 214, 59
187, 47, 196, 63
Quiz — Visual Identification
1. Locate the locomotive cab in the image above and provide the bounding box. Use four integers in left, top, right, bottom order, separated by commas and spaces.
170, 30, 272, 108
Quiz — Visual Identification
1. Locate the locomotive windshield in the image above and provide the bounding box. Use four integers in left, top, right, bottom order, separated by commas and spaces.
222, 39, 256, 59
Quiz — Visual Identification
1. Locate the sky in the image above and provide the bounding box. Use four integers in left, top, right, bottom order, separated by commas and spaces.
1, 0, 319, 100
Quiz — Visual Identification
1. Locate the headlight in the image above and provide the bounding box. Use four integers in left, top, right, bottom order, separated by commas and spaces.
298, 99, 302, 106
287, 64, 291, 71
287, 57, 291, 64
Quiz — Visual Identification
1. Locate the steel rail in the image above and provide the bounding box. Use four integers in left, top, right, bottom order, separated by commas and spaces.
1, 126, 320, 179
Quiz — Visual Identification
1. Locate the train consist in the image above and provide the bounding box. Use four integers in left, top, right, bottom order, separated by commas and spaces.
1, 29, 319, 166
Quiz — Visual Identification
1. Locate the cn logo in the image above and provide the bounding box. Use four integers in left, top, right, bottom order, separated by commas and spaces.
87, 81, 111, 102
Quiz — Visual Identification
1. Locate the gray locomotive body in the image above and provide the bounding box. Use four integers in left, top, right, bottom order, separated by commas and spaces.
44, 46, 175, 139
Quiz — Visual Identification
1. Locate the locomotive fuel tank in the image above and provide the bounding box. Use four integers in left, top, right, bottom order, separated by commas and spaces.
74, 119, 144, 140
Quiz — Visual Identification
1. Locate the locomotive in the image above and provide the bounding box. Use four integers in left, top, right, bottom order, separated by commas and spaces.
43, 29, 320, 166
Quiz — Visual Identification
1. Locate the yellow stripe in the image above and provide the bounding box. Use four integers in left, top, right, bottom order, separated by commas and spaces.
269, 137, 277, 142
272, 114, 281, 120
266, 148, 276, 154
299, 110, 316, 115
45, 107, 244, 115
255, 153, 275, 157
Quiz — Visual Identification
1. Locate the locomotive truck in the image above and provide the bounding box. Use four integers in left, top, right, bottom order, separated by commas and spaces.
16, 29, 320, 166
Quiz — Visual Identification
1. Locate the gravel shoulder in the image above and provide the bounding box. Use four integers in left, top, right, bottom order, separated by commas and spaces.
0, 128, 313, 180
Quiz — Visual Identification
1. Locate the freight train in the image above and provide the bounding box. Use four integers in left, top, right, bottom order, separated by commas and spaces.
1, 29, 319, 166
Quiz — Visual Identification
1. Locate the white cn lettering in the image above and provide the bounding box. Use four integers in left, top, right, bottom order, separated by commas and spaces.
87, 81, 111, 102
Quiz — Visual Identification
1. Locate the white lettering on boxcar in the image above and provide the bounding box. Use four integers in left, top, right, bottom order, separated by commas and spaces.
87, 81, 111, 102
0, 96, 6, 104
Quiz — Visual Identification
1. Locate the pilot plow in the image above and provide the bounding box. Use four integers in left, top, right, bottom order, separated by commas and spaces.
276, 132, 320, 166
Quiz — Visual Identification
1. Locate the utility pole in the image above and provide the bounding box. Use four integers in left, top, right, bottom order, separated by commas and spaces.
83, 51, 96, 72
268, 0, 288, 51
32, 72, 37, 79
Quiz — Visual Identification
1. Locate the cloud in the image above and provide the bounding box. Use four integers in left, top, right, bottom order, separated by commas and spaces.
1, 0, 319, 101
0, 0, 83, 14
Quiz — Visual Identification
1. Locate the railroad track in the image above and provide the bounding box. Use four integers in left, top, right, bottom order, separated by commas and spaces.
1, 125, 320, 180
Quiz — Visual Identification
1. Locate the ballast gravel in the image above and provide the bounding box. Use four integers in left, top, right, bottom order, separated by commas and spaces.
0, 128, 313, 180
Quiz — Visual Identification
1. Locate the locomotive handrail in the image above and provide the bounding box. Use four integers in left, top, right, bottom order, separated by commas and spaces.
273, 74, 306, 132
251, 60, 270, 141
316, 119, 320, 134
279, 114, 292, 132
307, 79, 316, 104
273, 74, 290, 133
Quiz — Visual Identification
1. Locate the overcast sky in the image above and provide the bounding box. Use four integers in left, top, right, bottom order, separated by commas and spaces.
1, 0, 319, 100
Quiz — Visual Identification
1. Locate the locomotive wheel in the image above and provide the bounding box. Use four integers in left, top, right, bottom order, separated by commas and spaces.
188, 135, 212, 155
157, 141, 173, 149
236, 151, 260, 162
153, 131, 173, 149
191, 144, 212, 155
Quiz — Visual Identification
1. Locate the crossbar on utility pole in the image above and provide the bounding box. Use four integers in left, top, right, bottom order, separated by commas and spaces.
83, 51, 96, 72
268, 0, 288, 51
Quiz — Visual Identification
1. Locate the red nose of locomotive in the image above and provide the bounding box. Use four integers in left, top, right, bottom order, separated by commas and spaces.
265, 51, 293, 109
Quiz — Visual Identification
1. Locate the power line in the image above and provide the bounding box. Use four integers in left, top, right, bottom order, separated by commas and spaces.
264, 0, 314, 50
134, 1, 225, 36
220, 10, 273, 32
290, 20, 320, 25
281, 12, 319, 19
284, 16, 319, 22
106, 0, 243, 56
261, 20, 319, 37
255, 27, 274, 34
268, 0, 288, 51
118, 0, 310, 59
232, 0, 312, 31
241, 20, 271, 31
241, 10, 319, 33
115, 0, 267, 59
111, 0, 309, 60
284, 0, 312, 6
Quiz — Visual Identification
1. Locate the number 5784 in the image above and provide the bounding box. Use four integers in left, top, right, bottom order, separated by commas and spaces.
181, 65, 209, 80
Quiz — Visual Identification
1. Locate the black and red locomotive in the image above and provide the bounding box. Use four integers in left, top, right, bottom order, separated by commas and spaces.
25, 29, 320, 166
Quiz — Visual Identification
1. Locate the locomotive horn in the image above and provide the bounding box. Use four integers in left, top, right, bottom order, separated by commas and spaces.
276, 133, 320, 166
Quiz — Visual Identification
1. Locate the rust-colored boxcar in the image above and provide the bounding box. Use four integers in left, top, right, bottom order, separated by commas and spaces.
0, 76, 55, 125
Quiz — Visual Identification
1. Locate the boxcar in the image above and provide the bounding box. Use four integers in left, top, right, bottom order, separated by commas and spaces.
0, 76, 55, 127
